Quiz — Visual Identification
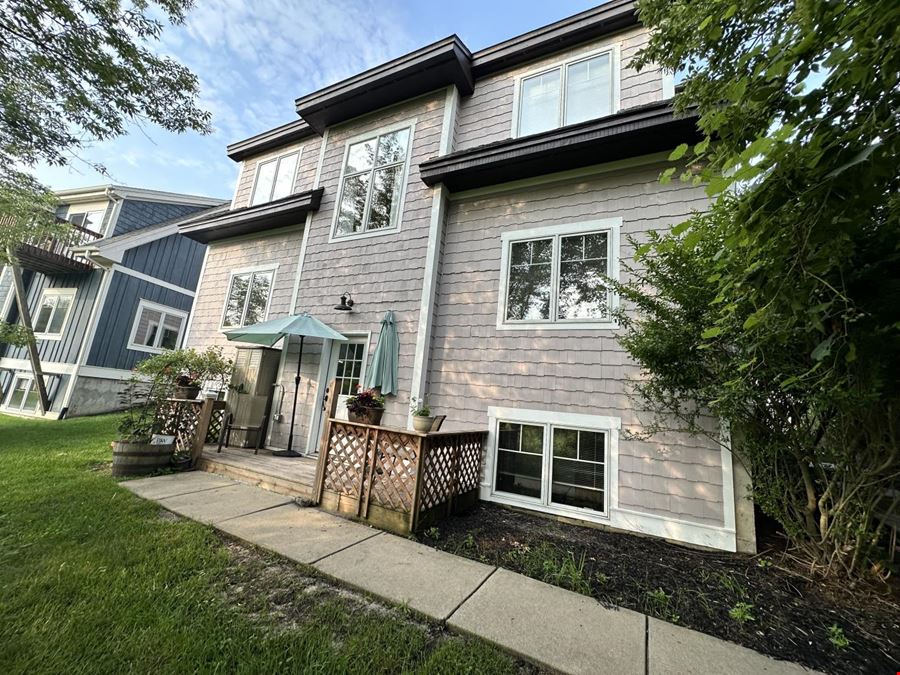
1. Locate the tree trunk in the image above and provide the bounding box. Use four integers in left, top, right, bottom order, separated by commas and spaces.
7, 252, 50, 413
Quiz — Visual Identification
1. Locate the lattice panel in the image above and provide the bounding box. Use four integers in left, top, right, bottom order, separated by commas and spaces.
322, 422, 368, 498
420, 432, 487, 511
370, 431, 419, 511
155, 399, 201, 456
205, 409, 226, 444
455, 432, 486, 494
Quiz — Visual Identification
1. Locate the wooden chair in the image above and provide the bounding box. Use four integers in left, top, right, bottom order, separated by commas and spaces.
217, 412, 267, 454
429, 415, 446, 432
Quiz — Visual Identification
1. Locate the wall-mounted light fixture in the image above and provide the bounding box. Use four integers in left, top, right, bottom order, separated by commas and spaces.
334, 292, 354, 311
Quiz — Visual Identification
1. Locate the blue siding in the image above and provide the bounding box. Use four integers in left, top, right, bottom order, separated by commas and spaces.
120, 234, 206, 290
86, 273, 193, 371
1, 269, 103, 364
112, 200, 208, 237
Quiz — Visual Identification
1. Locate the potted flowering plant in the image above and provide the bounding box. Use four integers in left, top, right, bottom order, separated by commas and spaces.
346, 386, 385, 426
409, 395, 434, 433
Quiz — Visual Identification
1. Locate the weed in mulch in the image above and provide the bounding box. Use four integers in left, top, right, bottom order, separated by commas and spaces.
420, 503, 900, 675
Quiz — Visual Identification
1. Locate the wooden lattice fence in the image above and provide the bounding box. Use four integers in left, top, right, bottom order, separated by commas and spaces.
155, 398, 226, 464
315, 395, 487, 534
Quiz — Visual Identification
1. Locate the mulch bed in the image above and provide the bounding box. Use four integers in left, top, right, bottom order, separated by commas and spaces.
418, 503, 900, 675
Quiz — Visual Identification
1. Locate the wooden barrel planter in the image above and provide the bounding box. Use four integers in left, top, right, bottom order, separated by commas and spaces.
111, 441, 175, 477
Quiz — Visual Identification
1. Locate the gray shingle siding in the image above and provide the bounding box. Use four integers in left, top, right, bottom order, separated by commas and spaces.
112, 200, 209, 237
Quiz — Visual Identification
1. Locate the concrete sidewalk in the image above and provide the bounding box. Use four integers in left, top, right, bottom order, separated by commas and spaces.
123, 471, 819, 675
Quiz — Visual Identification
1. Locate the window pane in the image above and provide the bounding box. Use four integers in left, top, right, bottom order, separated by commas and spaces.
47, 295, 71, 334
68, 213, 85, 228
495, 422, 544, 499
346, 138, 377, 174
24, 383, 40, 411
553, 428, 578, 458
558, 232, 609, 320
250, 160, 277, 206
337, 173, 370, 236
134, 307, 162, 346
271, 153, 298, 201
244, 272, 273, 326
552, 428, 605, 511
159, 313, 184, 350
565, 54, 612, 126
506, 239, 552, 321
8, 379, 28, 408
519, 69, 560, 136
33, 296, 55, 333
223, 274, 250, 327
367, 165, 402, 230
578, 430, 605, 463
376, 129, 410, 166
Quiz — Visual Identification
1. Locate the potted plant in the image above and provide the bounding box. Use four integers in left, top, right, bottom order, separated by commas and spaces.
173, 373, 202, 400
410, 396, 434, 433
195, 346, 234, 400
346, 386, 385, 426
111, 375, 174, 477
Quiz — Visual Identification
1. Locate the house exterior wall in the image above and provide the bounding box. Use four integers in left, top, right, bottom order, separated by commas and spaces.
455, 26, 662, 152
120, 234, 207, 290
231, 137, 323, 210
428, 161, 725, 531
111, 199, 209, 237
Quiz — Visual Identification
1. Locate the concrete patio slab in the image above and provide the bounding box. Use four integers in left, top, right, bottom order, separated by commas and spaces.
216, 504, 380, 564
314, 532, 495, 620
156, 483, 293, 524
121, 471, 236, 500
648, 618, 820, 674
449, 568, 645, 675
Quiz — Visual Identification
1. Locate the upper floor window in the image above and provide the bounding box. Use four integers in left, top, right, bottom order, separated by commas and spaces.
68, 209, 105, 234
33, 288, 76, 339
498, 219, 619, 330
250, 151, 300, 206
333, 125, 412, 238
516, 50, 615, 137
128, 299, 188, 353
221, 267, 276, 329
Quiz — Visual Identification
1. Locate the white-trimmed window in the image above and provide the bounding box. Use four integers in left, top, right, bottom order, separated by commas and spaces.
128, 300, 188, 353
221, 267, 276, 329
515, 48, 617, 137
33, 288, 76, 339
68, 209, 106, 234
3, 374, 41, 412
332, 124, 413, 238
250, 151, 300, 206
498, 219, 619, 330
490, 408, 617, 517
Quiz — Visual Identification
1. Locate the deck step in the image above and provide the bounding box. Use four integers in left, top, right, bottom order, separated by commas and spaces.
196, 455, 315, 500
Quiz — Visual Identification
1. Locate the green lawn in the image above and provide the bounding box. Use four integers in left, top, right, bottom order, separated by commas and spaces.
0, 413, 521, 674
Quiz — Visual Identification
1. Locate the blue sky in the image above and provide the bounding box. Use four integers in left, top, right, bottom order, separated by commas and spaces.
34, 0, 600, 200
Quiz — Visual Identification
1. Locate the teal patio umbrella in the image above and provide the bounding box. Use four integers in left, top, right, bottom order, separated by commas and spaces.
225, 312, 347, 457
365, 310, 399, 395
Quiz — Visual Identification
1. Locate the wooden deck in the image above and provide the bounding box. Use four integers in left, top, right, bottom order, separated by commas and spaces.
195, 445, 317, 500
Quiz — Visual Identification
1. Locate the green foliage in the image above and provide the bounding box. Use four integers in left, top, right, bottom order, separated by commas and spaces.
503, 542, 591, 595
0, 321, 33, 347
827, 624, 850, 649
424, 527, 441, 541
618, 0, 900, 577
728, 602, 755, 624
135, 347, 235, 392
410, 395, 432, 417
346, 387, 386, 413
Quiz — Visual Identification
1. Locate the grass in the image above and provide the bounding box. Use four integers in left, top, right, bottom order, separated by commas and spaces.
0, 413, 522, 674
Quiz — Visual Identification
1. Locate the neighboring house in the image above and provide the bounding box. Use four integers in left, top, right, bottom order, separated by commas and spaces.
180, 0, 755, 553
0, 185, 226, 418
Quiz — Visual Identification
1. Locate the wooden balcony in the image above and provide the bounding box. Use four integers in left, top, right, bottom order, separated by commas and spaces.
15, 221, 101, 275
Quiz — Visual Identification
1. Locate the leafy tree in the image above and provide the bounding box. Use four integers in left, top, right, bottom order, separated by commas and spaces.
619, 0, 899, 576
0, 0, 210, 410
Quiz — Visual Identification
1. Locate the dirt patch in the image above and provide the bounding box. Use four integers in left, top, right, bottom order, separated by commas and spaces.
216, 536, 544, 674
418, 503, 900, 675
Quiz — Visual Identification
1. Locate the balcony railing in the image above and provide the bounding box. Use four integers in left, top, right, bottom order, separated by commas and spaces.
13, 219, 102, 275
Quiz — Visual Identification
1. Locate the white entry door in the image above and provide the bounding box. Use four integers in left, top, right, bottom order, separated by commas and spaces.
326, 338, 368, 422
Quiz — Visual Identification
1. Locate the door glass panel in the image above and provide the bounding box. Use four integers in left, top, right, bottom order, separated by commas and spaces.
519, 69, 561, 136
565, 53, 612, 126
495, 422, 544, 499
335, 342, 365, 396
552, 428, 605, 512
506, 238, 552, 321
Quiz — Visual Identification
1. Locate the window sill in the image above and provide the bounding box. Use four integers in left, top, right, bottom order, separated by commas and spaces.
127, 343, 166, 355
33, 333, 63, 341
486, 489, 610, 522
495, 320, 619, 331
327, 226, 401, 244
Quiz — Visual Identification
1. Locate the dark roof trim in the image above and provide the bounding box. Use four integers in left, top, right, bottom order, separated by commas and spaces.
419, 102, 701, 192
295, 36, 473, 134
227, 120, 317, 161
178, 189, 324, 243
470, 0, 638, 78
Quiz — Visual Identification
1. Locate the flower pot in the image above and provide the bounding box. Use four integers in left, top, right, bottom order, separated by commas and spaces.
111, 440, 174, 476
170, 455, 193, 472
173, 385, 201, 400
348, 407, 384, 426
412, 415, 435, 433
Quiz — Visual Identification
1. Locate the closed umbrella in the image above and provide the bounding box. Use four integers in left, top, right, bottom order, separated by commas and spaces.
365, 310, 399, 395
225, 312, 347, 457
